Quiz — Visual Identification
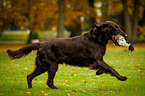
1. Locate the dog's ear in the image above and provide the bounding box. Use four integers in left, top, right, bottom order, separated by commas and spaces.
94, 23, 102, 30
94, 23, 97, 27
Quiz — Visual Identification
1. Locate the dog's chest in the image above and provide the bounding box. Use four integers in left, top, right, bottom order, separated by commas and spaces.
59, 49, 95, 66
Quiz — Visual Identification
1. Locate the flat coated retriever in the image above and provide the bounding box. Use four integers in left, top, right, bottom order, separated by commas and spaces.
7, 21, 129, 89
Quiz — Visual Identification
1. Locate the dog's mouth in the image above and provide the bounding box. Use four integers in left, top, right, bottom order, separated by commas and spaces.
112, 35, 130, 47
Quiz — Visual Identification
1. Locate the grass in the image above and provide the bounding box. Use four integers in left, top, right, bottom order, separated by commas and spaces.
0, 31, 70, 42
0, 32, 29, 41
0, 45, 145, 96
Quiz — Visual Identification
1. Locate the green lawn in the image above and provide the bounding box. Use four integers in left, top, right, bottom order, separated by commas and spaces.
0, 31, 70, 44
0, 32, 29, 41
0, 47, 145, 96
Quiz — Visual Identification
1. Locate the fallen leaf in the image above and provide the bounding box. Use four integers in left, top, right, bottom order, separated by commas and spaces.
41, 91, 44, 93
124, 86, 127, 89
67, 93, 70, 96
44, 93, 50, 95
134, 88, 137, 91
26, 71, 28, 74
62, 80, 68, 82
90, 89, 97, 92
21, 72, 24, 74
92, 82, 95, 84
102, 81, 106, 83
96, 75, 99, 77
72, 74, 77, 76
15, 78, 17, 81
62, 84, 70, 86
82, 90, 88, 92
72, 89, 78, 92
26, 92, 30, 94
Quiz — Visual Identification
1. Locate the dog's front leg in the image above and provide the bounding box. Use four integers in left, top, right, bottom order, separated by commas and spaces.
96, 60, 127, 81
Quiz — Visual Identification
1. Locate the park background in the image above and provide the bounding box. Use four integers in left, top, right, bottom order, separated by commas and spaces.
0, 0, 145, 96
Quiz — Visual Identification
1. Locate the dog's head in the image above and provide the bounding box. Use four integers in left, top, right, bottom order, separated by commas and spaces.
92, 21, 127, 45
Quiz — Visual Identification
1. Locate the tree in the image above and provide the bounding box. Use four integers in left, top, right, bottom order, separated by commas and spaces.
69, 17, 82, 37
122, 0, 132, 42
65, 0, 83, 37
139, 10, 145, 26
101, 0, 109, 22
57, 0, 65, 38
1, 0, 98, 40
25, 0, 58, 44
65, 0, 97, 37
122, 0, 143, 42
0, 0, 58, 44
109, 0, 144, 42
132, 0, 139, 42
88, 0, 96, 28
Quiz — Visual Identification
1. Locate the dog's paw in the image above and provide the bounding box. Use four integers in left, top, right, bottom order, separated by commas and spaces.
96, 70, 104, 75
119, 76, 127, 81
50, 86, 59, 89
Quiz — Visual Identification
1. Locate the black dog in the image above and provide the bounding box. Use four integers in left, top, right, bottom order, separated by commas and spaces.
7, 21, 128, 89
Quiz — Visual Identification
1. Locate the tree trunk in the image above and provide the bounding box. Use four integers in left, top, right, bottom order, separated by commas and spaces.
57, 0, 64, 38
122, 0, 132, 42
70, 19, 81, 37
27, 30, 33, 44
132, 0, 139, 43
0, 0, 4, 33
101, 0, 109, 22
139, 10, 145, 26
88, 0, 96, 28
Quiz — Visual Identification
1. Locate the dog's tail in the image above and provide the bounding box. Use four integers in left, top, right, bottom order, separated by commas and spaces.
7, 43, 41, 59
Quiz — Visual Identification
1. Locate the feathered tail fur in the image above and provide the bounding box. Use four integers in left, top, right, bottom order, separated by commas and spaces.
7, 43, 41, 59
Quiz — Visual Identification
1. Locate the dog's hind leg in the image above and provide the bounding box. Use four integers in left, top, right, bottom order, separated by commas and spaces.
27, 66, 46, 88
46, 62, 58, 89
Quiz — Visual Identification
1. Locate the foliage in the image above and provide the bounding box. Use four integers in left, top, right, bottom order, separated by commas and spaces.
110, 0, 145, 42
109, 0, 144, 21
0, 46, 145, 96
0, 0, 58, 31
0, 0, 145, 42
65, 0, 95, 27
138, 25, 145, 42
0, 0, 95, 31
